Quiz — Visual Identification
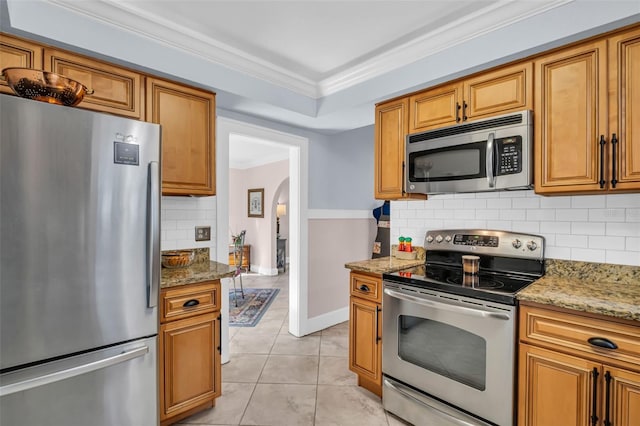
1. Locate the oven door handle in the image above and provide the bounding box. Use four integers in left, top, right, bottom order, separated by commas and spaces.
383, 288, 511, 320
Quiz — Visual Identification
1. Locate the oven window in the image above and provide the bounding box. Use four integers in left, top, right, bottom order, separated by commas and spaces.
408, 141, 485, 182
398, 315, 486, 390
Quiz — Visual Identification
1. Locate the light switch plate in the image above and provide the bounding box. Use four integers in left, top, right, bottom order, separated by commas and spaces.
195, 226, 211, 241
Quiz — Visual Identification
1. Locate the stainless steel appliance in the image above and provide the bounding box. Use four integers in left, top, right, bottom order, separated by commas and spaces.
0, 95, 161, 426
382, 229, 544, 426
405, 110, 533, 195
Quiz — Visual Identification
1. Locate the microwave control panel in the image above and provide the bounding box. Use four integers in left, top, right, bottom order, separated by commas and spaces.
497, 136, 522, 175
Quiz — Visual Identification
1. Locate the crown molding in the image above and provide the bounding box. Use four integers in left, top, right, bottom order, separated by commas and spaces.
45, 0, 572, 100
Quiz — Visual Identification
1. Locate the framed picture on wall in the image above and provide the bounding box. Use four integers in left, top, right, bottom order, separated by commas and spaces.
248, 188, 264, 218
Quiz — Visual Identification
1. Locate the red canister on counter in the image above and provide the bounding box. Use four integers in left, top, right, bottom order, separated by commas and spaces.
404, 237, 412, 252
398, 237, 405, 251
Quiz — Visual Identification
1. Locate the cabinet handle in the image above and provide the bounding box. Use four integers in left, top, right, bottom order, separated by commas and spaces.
611, 133, 618, 189
183, 299, 200, 308
358, 284, 370, 292
591, 368, 599, 426
462, 101, 468, 121
588, 337, 618, 350
456, 102, 461, 122
375, 305, 381, 344
217, 314, 222, 354
604, 371, 612, 426
599, 135, 607, 189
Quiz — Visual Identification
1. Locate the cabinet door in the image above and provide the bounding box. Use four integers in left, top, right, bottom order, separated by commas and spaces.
608, 27, 640, 191
0, 34, 43, 95
374, 98, 408, 199
160, 312, 220, 421
44, 49, 144, 119
534, 40, 608, 194
408, 82, 462, 132
147, 78, 216, 196
606, 366, 640, 426
518, 343, 599, 426
349, 297, 381, 385
463, 62, 532, 121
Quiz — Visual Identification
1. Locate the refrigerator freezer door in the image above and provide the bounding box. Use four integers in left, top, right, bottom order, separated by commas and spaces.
0, 336, 158, 426
0, 96, 161, 370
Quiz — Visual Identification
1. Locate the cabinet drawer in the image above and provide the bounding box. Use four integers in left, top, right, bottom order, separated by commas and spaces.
350, 272, 382, 303
161, 280, 220, 323
520, 305, 640, 366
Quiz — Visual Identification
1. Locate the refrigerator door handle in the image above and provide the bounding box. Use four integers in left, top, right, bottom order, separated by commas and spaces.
148, 161, 160, 308
0, 346, 149, 397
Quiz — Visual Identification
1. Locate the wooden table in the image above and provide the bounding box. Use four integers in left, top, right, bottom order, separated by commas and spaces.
228, 244, 250, 271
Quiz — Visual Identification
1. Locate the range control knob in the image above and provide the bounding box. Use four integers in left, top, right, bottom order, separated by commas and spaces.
435, 235, 443, 243
527, 240, 538, 251
426, 235, 434, 243
512, 239, 522, 249
444, 235, 452, 243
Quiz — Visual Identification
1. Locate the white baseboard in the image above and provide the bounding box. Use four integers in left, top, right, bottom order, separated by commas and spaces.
299, 306, 349, 336
251, 265, 278, 276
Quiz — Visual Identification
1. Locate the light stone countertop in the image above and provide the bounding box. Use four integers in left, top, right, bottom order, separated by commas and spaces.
345, 246, 426, 275
160, 248, 235, 289
517, 259, 640, 322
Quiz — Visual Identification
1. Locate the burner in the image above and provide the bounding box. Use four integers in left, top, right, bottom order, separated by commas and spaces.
446, 275, 505, 290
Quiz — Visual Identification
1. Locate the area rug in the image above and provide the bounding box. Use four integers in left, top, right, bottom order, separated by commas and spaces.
229, 288, 280, 327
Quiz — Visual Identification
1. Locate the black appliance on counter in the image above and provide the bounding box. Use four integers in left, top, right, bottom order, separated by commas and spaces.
382, 229, 544, 426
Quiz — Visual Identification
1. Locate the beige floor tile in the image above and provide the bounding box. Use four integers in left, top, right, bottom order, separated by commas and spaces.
314, 385, 388, 426
251, 316, 285, 333
387, 411, 413, 425
176, 382, 255, 425
270, 333, 321, 355
240, 383, 316, 426
318, 356, 357, 386
260, 307, 288, 322
258, 354, 319, 384
320, 332, 349, 356
229, 331, 277, 354
222, 354, 268, 383
321, 320, 349, 336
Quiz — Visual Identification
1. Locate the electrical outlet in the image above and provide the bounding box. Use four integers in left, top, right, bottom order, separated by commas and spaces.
195, 226, 211, 241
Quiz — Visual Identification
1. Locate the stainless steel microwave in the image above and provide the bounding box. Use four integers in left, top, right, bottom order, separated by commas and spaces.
405, 110, 533, 195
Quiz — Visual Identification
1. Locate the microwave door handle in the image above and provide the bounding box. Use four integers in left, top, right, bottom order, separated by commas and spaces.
486, 132, 495, 188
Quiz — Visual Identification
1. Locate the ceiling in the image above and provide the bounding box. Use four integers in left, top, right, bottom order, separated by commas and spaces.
3, 0, 639, 164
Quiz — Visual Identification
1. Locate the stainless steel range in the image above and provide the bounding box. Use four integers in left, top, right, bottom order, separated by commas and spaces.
382, 229, 544, 426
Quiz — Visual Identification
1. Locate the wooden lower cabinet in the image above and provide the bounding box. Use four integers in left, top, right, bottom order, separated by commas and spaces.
160, 281, 221, 426
348, 271, 382, 397
518, 303, 640, 426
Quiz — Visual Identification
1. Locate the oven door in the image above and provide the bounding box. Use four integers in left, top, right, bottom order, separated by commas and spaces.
382, 281, 516, 426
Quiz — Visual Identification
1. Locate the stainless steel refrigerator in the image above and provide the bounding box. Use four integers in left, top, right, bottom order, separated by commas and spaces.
0, 95, 161, 426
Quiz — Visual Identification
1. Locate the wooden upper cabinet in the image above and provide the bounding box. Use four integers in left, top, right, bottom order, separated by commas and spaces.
0, 34, 43, 95
43, 49, 144, 119
534, 39, 609, 195
409, 62, 532, 133
608, 27, 640, 192
146, 78, 216, 196
463, 62, 532, 121
374, 98, 426, 200
375, 98, 408, 199
409, 82, 462, 132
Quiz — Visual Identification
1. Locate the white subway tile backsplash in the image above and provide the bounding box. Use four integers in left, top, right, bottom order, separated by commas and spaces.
589, 209, 626, 222
571, 222, 605, 235
607, 222, 640, 237
571, 195, 606, 208
541, 221, 571, 234
556, 209, 588, 221
607, 194, 640, 208
606, 251, 640, 265
391, 193, 640, 266
571, 248, 606, 262
555, 234, 588, 248
540, 197, 571, 209
626, 237, 640, 251
588, 235, 625, 250
161, 196, 217, 256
